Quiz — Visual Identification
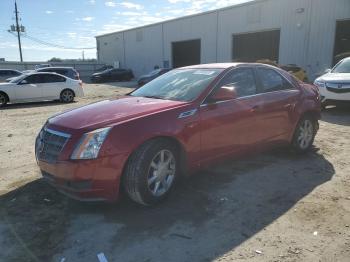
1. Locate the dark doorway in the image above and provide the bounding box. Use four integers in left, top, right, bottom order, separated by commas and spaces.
333, 19, 350, 65
172, 39, 201, 68
232, 30, 280, 63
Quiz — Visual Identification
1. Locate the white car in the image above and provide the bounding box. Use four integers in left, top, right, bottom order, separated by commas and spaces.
314, 57, 350, 108
0, 72, 84, 107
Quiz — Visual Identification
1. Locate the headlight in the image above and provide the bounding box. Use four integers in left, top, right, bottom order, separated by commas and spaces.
71, 127, 111, 160
314, 80, 325, 88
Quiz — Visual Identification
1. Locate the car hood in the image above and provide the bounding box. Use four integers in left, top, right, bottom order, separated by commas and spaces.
317, 73, 350, 83
48, 96, 187, 131
0, 83, 13, 88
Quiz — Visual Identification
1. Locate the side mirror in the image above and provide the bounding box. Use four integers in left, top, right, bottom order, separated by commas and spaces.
210, 86, 238, 102
19, 80, 28, 85
324, 69, 331, 74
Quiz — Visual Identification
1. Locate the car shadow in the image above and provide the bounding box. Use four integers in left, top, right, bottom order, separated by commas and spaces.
0, 147, 334, 261
321, 105, 350, 126
1, 100, 75, 110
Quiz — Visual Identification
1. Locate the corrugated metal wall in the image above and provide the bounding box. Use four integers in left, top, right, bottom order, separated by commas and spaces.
96, 0, 350, 79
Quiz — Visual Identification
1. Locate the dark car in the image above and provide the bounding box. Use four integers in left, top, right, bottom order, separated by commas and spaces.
138, 68, 171, 87
0, 69, 22, 82
90, 68, 134, 83
36, 63, 321, 206
95, 65, 114, 72
37, 67, 80, 80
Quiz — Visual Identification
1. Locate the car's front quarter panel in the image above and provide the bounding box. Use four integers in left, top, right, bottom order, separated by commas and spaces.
0, 84, 16, 101
101, 104, 202, 173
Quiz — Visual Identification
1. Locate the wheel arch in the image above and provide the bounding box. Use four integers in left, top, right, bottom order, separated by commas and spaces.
121, 135, 188, 184
60, 88, 76, 97
0, 91, 10, 102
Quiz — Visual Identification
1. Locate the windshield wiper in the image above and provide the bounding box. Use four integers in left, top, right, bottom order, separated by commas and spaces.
143, 95, 164, 100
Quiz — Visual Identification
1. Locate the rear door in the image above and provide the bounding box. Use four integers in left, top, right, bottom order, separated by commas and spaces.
41, 74, 66, 98
14, 74, 43, 101
253, 66, 301, 143
199, 67, 260, 162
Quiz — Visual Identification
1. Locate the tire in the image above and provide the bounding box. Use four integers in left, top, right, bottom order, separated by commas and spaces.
123, 139, 179, 206
291, 116, 317, 153
0, 92, 8, 107
60, 89, 75, 103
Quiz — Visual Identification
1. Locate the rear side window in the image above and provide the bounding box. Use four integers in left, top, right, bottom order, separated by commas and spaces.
219, 68, 257, 98
257, 68, 294, 93
43, 74, 66, 83
55, 70, 68, 76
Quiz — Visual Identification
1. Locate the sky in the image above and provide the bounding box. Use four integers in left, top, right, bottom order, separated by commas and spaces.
0, 0, 251, 62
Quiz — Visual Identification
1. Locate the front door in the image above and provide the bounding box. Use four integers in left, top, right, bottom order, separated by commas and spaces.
15, 74, 43, 101
199, 67, 260, 163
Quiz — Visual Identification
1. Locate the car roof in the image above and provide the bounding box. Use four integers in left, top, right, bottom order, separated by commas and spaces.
0, 69, 21, 72
24, 72, 68, 77
179, 62, 277, 70
38, 67, 74, 70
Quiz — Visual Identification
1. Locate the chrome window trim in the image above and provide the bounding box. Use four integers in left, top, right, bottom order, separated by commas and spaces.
200, 89, 299, 107
44, 128, 71, 138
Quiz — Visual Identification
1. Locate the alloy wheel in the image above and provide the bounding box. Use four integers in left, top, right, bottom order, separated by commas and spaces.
0, 94, 6, 106
297, 119, 314, 149
147, 149, 176, 197
61, 90, 74, 103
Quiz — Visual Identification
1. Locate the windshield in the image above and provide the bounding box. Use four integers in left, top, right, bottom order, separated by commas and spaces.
332, 59, 350, 73
131, 68, 223, 102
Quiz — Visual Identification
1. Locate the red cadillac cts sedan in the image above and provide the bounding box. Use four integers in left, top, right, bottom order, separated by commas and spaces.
35, 63, 321, 206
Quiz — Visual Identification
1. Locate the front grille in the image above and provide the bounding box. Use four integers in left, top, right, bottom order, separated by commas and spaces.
36, 128, 71, 163
326, 82, 350, 93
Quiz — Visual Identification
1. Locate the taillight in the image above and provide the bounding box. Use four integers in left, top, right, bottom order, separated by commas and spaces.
79, 81, 83, 88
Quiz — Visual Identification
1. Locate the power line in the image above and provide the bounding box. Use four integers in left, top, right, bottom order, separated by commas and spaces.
8, 31, 96, 50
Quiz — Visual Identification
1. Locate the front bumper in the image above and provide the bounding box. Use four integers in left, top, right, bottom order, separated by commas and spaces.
37, 155, 125, 202
318, 85, 350, 102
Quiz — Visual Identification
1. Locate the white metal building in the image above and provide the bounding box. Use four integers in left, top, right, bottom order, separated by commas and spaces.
95, 0, 350, 80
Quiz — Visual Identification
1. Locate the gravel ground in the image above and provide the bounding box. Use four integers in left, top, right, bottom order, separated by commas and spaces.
0, 83, 349, 262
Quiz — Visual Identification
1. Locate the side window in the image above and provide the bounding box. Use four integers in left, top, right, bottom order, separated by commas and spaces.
257, 68, 294, 93
56, 70, 67, 76
24, 75, 42, 84
219, 68, 257, 98
44, 74, 66, 83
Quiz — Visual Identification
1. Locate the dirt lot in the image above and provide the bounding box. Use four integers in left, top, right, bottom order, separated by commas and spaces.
0, 83, 349, 262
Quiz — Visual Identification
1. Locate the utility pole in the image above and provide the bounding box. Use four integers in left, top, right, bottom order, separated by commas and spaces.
9, 0, 24, 62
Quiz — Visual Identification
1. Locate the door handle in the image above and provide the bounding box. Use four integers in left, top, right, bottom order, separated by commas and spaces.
250, 105, 262, 112
284, 103, 292, 109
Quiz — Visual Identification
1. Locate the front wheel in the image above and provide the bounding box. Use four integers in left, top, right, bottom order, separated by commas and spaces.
0, 93, 8, 107
123, 139, 179, 206
291, 116, 317, 153
60, 89, 75, 103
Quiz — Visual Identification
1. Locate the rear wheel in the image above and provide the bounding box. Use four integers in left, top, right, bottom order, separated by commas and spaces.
123, 139, 179, 206
60, 89, 75, 103
0, 92, 8, 107
291, 116, 317, 153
